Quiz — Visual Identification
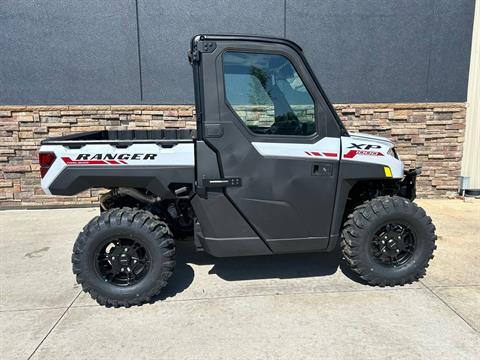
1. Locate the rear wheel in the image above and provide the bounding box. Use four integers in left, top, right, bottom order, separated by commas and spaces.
341, 196, 436, 286
72, 207, 175, 307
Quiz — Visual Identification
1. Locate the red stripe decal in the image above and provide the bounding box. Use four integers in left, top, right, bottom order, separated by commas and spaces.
323, 152, 338, 158
305, 151, 338, 158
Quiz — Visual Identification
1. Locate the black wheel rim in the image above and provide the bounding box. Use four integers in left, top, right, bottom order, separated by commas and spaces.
370, 223, 416, 267
95, 238, 151, 286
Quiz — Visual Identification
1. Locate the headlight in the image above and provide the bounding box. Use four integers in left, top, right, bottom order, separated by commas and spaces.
387, 147, 398, 159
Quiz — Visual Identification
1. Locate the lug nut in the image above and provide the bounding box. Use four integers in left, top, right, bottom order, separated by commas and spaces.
133, 260, 137, 263
111, 256, 115, 260
124, 248, 128, 252
121, 267, 125, 272
396, 249, 400, 253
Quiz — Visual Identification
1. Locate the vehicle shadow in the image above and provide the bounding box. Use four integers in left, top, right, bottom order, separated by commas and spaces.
155, 239, 365, 301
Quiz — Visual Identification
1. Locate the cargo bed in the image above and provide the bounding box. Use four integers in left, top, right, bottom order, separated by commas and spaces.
39, 129, 196, 196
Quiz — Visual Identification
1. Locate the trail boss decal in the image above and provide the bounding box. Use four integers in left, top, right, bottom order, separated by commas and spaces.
62, 153, 157, 165
343, 143, 384, 159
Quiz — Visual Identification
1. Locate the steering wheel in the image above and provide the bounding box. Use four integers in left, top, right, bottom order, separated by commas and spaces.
267, 115, 303, 135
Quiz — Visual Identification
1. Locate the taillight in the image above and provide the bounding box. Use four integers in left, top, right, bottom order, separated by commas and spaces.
39, 152, 56, 178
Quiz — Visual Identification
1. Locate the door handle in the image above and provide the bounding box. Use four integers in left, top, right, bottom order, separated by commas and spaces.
203, 178, 242, 188
197, 177, 242, 199
312, 163, 333, 176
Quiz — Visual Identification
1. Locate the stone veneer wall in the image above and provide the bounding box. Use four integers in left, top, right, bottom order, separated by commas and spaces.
0, 103, 465, 208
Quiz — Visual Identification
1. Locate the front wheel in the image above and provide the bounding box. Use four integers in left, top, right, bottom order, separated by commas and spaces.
341, 196, 437, 286
72, 207, 175, 307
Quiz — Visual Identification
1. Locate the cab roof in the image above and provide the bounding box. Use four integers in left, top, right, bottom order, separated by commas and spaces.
191, 34, 303, 53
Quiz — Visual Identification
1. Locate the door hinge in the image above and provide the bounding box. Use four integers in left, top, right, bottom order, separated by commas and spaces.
188, 41, 217, 64
188, 49, 199, 64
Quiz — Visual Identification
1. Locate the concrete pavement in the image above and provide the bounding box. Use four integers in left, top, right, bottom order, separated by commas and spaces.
1, 199, 479, 359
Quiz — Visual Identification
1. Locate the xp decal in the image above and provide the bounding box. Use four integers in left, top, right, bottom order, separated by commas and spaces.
341, 134, 404, 178
344, 142, 384, 159
347, 143, 382, 150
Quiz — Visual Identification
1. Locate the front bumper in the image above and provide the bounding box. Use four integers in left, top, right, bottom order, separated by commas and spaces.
397, 167, 421, 201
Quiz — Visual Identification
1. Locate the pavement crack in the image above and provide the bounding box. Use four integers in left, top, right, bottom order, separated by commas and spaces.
420, 280, 478, 333
27, 290, 82, 359
0, 306, 71, 313
428, 284, 480, 288
68, 286, 423, 308
24, 247, 50, 258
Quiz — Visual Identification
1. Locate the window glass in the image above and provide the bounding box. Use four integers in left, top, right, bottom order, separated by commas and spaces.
223, 51, 315, 136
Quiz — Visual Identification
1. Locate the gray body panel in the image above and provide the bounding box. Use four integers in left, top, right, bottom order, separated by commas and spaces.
192, 194, 271, 257
49, 166, 194, 199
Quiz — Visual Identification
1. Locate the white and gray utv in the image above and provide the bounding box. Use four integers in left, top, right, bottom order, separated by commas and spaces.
38, 35, 436, 307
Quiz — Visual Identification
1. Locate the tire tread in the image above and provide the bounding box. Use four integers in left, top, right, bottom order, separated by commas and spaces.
341, 196, 437, 286
72, 207, 175, 308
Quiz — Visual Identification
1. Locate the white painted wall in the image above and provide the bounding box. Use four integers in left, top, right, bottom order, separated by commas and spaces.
462, 0, 480, 189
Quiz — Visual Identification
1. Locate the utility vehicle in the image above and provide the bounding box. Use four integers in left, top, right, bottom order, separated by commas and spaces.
38, 35, 436, 307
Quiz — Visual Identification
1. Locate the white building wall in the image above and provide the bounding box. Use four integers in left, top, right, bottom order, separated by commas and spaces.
462, 0, 480, 189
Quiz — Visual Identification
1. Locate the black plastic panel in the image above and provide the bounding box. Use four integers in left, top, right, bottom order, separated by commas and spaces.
49, 166, 194, 198
267, 237, 329, 254
191, 193, 260, 239
191, 193, 272, 257
328, 160, 392, 249
195, 232, 272, 257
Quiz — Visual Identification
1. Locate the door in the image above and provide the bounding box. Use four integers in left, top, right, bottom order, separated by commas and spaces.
195, 36, 343, 252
